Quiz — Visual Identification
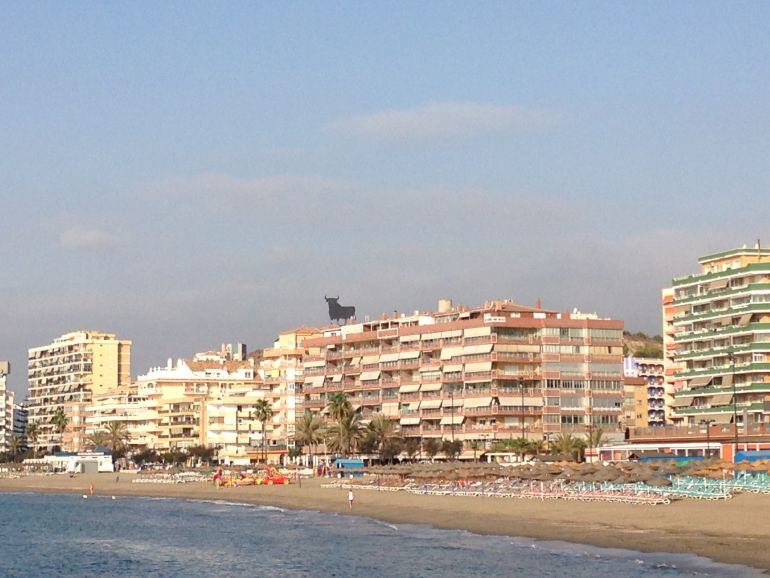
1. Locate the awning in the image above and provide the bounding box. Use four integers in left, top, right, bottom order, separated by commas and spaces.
304, 359, 326, 368
361, 355, 379, 365
403, 402, 420, 411
399, 334, 420, 342
381, 403, 400, 416
399, 384, 420, 393
420, 382, 442, 392
379, 353, 399, 363
463, 343, 493, 355
465, 361, 492, 373
464, 397, 493, 408
443, 398, 464, 408
688, 376, 713, 388
330, 374, 343, 383
710, 392, 734, 405
420, 399, 442, 409
498, 396, 543, 406
399, 350, 420, 360
672, 397, 693, 408
738, 313, 753, 326
721, 373, 734, 387
709, 278, 729, 290
711, 413, 733, 424
349, 357, 362, 366
464, 377, 492, 384
400, 417, 421, 426
442, 364, 463, 373
419, 365, 440, 372
360, 371, 381, 381
440, 347, 464, 360
441, 330, 462, 338
464, 326, 492, 338
440, 415, 465, 425
303, 375, 324, 387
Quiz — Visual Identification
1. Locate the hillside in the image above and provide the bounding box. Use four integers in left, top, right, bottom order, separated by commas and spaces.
623, 331, 663, 359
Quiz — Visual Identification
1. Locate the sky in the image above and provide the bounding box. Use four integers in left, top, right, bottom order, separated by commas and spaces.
2, 2, 770, 395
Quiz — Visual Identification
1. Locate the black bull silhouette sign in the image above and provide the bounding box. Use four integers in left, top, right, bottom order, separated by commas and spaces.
325, 296, 356, 323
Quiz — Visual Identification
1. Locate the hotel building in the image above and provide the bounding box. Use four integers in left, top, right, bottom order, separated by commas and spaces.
0, 362, 14, 453
301, 299, 624, 450
27, 331, 131, 451
666, 246, 770, 427
256, 327, 322, 456
622, 356, 665, 428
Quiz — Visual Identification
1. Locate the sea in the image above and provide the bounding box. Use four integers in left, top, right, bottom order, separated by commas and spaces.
0, 492, 760, 577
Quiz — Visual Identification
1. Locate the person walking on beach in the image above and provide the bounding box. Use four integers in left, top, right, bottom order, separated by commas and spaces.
348, 489, 354, 509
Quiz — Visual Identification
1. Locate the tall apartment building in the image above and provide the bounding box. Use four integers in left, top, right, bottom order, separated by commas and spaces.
27, 331, 132, 451
12, 402, 28, 446
665, 245, 770, 427
256, 327, 322, 453
622, 356, 665, 428
0, 361, 14, 453
301, 299, 624, 450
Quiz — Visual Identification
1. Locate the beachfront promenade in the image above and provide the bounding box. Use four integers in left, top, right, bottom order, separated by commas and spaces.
1, 472, 769, 571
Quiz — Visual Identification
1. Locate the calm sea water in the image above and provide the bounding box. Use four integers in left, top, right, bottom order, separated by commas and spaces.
0, 492, 759, 577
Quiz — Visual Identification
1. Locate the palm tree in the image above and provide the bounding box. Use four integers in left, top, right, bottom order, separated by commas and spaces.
295, 410, 324, 465
527, 439, 545, 458
551, 433, 585, 462
86, 430, 110, 450
404, 438, 421, 461
588, 427, 604, 452
7, 436, 22, 461
104, 422, 131, 456
326, 392, 353, 421
324, 410, 363, 456
367, 415, 401, 462
51, 407, 68, 451
252, 399, 272, 464
25, 422, 40, 458
510, 437, 530, 462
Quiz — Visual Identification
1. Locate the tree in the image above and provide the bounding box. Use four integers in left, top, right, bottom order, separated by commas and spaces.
326, 392, 353, 421
25, 422, 40, 458
160, 450, 187, 467
7, 436, 22, 462
325, 410, 363, 456
551, 434, 585, 462
295, 410, 324, 463
188, 445, 216, 466
441, 439, 463, 460
510, 437, 530, 462
132, 447, 159, 467
51, 407, 68, 450
527, 439, 545, 458
468, 440, 481, 462
588, 427, 604, 451
86, 430, 110, 450
423, 438, 441, 461
104, 422, 131, 458
287, 446, 303, 460
252, 399, 273, 464
367, 415, 402, 463
404, 438, 421, 461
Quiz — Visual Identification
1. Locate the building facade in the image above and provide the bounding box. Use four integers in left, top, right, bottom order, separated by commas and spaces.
0, 361, 14, 453
665, 246, 770, 428
301, 299, 624, 451
622, 356, 665, 428
27, 331, 132, 451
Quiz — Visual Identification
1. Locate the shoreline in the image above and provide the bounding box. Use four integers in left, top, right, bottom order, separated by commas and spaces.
1, 474, 768, 573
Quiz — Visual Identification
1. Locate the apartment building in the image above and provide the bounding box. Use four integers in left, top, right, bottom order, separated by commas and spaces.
301, 299, 624, 450
27, 331, 131, 451
256, 327, 322, 455
666, 245, 770, 427
0, 361, 14, 453
622, 356, 665, 428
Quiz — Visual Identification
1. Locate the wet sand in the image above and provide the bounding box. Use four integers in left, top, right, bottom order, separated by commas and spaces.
1, 473, 768, 572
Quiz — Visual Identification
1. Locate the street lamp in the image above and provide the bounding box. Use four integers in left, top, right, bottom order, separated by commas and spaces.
727, 350, 738, 455
700, 418, 715, 458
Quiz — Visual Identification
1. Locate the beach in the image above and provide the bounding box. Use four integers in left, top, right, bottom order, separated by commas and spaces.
1, 473, 768, 572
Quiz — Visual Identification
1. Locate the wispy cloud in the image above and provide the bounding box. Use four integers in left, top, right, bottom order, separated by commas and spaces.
327, 102, 562, 141
59, 226, 117, 250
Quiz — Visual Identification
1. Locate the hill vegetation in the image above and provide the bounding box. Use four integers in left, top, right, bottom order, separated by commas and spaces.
623, 330, 663, 359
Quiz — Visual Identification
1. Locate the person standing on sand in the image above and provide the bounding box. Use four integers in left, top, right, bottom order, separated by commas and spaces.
348, 489, 354, 509
88, 483, 94, 496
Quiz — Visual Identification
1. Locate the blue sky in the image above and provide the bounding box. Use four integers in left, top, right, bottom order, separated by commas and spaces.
2, 2, 770, 394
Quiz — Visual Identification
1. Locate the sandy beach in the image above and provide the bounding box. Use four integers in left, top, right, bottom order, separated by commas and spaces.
1, 473, 768, 572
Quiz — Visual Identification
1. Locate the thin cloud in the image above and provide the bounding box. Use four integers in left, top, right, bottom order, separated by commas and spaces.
59, 226, 118, 250
327, 102, 562, 141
